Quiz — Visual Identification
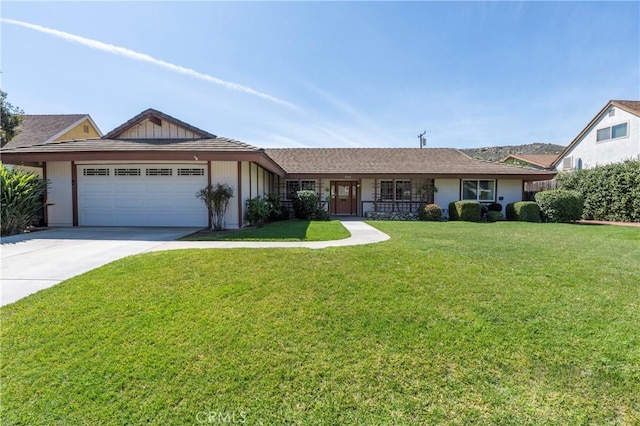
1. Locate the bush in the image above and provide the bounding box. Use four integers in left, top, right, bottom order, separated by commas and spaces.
245, 196, 269, 227
419, 204, 442, 221
449, 201, 481, 222
313, 208, 331, 221
535, 190, 583, 223
265, 193, 284, 222
292, 190, 319, 220
506, 201, 540, 222
487, 202, 503, 212
486, 211, 504, 222
558, 159, 640, 222
1, 165, 48, 236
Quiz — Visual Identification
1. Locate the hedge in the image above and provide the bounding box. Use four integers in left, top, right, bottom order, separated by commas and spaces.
558, 159, 640, 222
486, 211, 504, 222
506, 201, 540, 222
534, 190, 583, 223
292, 190, 319, 220
448, 201, 481, 222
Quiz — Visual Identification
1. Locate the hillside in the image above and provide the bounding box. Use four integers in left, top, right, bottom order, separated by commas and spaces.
460, 142, 565, 162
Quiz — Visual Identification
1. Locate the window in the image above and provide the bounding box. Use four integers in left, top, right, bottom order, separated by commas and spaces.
83, 124, 89, 133
396, 180, 411, 201
462, 180, 495, 202
146, 168, 173, 176
286, 180, 300, 199
380, 180, 394, 201
596, 122, 628, 142
177, 168, 205, 176
114, 168, 141, 176
82, 168, 109, 176
300, 180, 316, 191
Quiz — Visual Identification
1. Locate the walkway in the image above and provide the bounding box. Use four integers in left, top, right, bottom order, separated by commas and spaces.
149, 221, 390, 251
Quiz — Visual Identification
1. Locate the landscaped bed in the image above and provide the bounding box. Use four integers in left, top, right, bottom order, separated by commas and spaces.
180, 219, 350, 242
2, 222, 638, 424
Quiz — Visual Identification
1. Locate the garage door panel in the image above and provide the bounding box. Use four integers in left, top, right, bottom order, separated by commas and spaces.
78, 164, 208, 227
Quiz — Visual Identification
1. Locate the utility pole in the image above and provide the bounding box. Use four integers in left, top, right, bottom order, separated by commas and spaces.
418, 131, 426, 148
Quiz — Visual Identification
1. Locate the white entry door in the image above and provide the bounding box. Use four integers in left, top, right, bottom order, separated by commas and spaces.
78, 164, 208, 227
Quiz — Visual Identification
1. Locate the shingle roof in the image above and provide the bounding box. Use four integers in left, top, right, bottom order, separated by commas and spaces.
0, 137, 261, 153
611, 100, 640, 116
500, 154, 558, 168
265, 148, 554, 176
3, 115, 89, 148
103, 108, 216, 139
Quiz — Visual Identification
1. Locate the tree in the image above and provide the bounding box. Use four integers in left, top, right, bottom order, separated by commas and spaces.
196, 183, 234, 231
0, 90, 24, 146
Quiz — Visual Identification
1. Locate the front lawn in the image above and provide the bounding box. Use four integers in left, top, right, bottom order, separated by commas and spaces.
180, 219, 350, 241
2, 222, 639, 424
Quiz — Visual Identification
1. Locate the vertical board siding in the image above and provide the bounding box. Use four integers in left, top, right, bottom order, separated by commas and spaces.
118, 118, 197, 139
211, 161, 240, 229
46, 161, 74, 226
241, 162, 251, 225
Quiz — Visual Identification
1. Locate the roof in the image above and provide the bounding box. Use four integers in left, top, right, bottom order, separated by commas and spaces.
103, 108, 216, 139
3, 114, 99, 149
0, 137, 261, 153
551, 99, 640, 168
265, 148, 555, 178
500, 153, 558, 169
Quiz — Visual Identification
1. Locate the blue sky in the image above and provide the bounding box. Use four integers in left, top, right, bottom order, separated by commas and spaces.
2, 1, 639, 148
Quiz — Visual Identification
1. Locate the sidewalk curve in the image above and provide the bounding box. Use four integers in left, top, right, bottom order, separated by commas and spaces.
148, 221, 389, 252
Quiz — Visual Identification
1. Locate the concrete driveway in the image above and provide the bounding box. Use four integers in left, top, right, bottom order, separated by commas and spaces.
0, 227, 200, 307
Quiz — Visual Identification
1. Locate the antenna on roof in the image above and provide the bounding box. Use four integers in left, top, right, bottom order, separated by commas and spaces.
418, 131, 427, 148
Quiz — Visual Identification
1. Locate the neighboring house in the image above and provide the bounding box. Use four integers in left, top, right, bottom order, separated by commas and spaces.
500, 154, 558, 170
2, 114, 102, 176
1, 108, 555, 228
552, 100, 640, 172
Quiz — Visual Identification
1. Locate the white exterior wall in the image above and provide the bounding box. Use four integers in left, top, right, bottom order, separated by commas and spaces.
360, 178, 376, 213
556, 106, 640, 171
211, 161, 240, 229
497, 179, 523, 212
13, 165, 44, 177
241, 162, 251, 225
434, 179, 460, 212
46, 161, 73, 227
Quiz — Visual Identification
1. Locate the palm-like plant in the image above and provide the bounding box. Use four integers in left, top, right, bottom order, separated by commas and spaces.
196, 183, 234, 231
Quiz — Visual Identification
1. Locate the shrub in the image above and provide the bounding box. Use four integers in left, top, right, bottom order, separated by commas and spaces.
1, 165, 48, 236
292, 190, 319, 220
245, 196, 269, 227
313, 208, 331, 221
419, 204, 442, 221
265, 193, 284, 222
486, 211, 504, 222
558, 159, 640, 222
487, 202, 503, 212
505, 201, 540, 222
448, 202, 459, 221
535, 190, 583, 223
449, 201, 481, 222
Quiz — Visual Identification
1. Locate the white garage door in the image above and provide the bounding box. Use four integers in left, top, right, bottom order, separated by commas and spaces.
78, 164, 208, 227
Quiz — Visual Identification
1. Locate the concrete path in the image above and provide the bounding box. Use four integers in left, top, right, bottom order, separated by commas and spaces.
149, 221, 390, 251
1, 222, 389, 307
0, 227, 199, 307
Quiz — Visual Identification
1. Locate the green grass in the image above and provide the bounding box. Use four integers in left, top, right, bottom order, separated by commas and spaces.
180, 220, 350, 241
2, 222, 639, 424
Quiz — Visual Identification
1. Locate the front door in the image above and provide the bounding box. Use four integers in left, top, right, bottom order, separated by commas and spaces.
331, 181, 358, 215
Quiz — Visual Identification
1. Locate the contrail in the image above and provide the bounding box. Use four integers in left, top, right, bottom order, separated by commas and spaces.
2, 18, 297, 109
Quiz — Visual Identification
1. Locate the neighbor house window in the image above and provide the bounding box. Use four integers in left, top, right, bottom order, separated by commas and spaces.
596, 122, 628, 142
462, 180, 495, 201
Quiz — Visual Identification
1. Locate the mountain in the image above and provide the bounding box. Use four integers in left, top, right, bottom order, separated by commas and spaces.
460, 143, 565, 162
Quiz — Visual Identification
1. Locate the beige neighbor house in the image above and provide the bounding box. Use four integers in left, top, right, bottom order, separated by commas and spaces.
551, 100, 640, 172
0, 108, 555, 228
